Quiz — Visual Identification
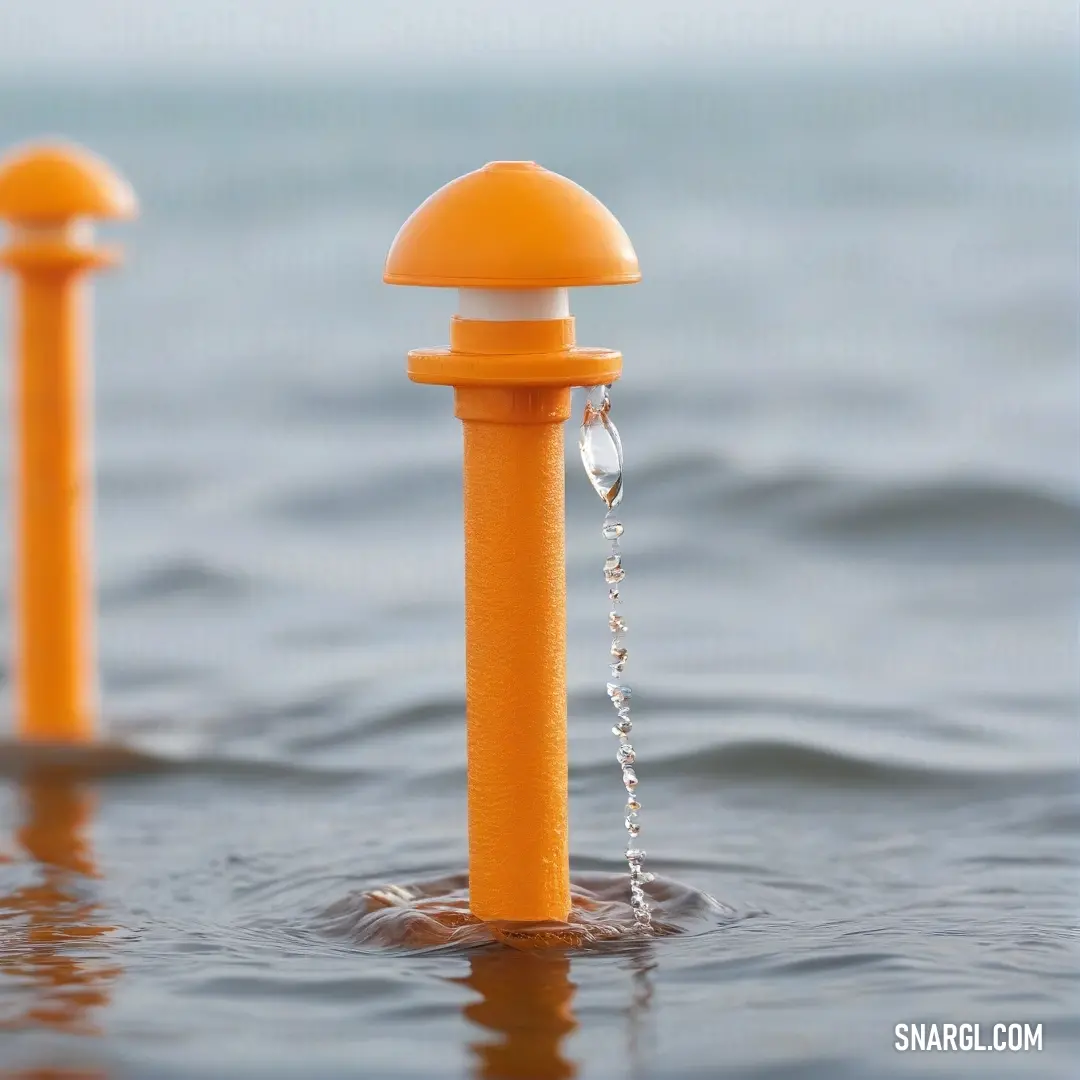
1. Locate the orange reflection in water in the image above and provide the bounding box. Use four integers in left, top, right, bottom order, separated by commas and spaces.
458, 949, 579, 1080
3, 1071, 106, 1080
0, 773, 120, 1046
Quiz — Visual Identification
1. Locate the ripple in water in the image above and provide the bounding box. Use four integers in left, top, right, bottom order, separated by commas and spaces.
314, 872, 736, 953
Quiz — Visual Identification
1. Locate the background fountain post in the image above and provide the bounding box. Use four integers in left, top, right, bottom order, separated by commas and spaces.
385, 161, 639, 923
0, 143, 137, 742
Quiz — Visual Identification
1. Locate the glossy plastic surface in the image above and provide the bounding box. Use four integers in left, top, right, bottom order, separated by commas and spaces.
408, 317, 622, 388
384, 161, 639, 288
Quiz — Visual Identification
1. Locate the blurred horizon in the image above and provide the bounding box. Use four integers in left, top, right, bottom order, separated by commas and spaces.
0, 0, 1069, 81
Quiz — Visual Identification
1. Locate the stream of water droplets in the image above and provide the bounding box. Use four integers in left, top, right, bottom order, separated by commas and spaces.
579, 384, 653, 930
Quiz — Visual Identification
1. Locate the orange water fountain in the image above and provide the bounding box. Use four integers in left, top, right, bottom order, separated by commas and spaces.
385, 161, 640, 924
0, 142, 137, 743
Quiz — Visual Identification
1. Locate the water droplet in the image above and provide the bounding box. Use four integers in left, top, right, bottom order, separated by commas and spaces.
610, 644, 628, 663
607, 683, 631, 705
625, 814, 640, 836
586, 383, 608, 408
612, 718, 632, 736
604, 555, 625, 584
608, 612, 626, 633
626, 848, 646, 861
602, 520, 624, 540
626, 797, 641, 812
622, 769, 638, 790
579, 386, 624, 508
617, 744, 636, 765
608, 587, 621, 604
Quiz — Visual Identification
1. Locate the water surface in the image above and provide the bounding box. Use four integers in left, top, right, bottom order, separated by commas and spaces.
0, 56, 1076, 1078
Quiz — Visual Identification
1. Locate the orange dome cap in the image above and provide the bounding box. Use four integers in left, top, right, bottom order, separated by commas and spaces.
384, 161, 640, 289
0, 141, 137, 223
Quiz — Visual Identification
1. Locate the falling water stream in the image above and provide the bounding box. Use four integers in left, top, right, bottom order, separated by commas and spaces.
579, 384, 653, 929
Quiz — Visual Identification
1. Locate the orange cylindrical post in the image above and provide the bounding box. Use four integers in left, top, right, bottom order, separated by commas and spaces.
459, 385, 572, 921
385, 162, 639, 922
0, 143, 136, 741
15, 268, 92, 741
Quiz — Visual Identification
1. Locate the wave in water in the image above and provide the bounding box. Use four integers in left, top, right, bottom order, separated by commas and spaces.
631, 454, 1078, 556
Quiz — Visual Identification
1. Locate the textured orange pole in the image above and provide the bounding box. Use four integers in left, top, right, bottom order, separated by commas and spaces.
458, 386, 571, 921
385, 161, 638, 924
0, 143, 136, 741
13, 267, 93, 740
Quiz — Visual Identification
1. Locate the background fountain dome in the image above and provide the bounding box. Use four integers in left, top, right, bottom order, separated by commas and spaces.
383, 160, 641, 289
0, 141, 137, 223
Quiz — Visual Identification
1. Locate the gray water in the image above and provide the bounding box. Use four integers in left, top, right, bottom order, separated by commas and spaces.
0, 55, 1076, 1078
